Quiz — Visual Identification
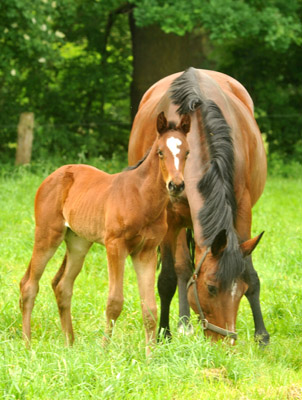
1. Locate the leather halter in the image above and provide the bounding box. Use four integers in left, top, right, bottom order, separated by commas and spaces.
187, 247, 238, 340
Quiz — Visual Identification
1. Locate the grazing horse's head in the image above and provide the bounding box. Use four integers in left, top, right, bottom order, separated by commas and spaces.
187, 230, 264, 343
156, 112, 190, 197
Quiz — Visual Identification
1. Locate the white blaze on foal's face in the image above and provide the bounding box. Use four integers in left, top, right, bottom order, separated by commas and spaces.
166, 136, 182, 170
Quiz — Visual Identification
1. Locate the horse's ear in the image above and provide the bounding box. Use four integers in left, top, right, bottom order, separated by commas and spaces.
157, 112, 168, 135
240, 231, 264, 257
211, 229, 227, 257
179, 114, 191, 135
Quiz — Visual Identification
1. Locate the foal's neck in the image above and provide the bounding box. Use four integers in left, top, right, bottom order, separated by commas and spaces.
129, 141, 168, 205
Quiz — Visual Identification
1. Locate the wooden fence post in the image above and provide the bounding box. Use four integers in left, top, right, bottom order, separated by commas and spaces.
15, 112, 34, 165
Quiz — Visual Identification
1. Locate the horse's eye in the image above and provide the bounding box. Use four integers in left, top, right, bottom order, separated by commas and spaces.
207, 284, 218, 296
185, 150, 190, 158
158, 150, 164, 158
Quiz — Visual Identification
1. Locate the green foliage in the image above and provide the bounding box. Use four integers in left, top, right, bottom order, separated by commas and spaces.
133, 0, 302, 49
133, 0, 302, 160
0, 164, 302, 398
0, 0, 301, 161
0, 0, 132, 161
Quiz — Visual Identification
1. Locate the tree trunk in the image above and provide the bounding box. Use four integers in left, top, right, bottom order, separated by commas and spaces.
15, 112, 34, 165
129, 15, 210, 120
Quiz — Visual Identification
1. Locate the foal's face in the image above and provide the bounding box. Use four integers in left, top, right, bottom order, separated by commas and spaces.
156, 112, 190, 196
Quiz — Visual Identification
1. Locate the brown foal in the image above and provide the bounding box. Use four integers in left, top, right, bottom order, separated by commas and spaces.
19, 112, 190, 354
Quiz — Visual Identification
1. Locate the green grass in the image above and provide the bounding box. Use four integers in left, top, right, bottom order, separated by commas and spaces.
0, 160, 302, 399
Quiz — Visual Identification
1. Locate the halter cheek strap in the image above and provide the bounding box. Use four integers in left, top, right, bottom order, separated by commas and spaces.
187, 247, 238, 341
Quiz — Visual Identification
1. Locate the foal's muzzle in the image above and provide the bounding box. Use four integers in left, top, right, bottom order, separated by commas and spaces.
168, 180, 185, 195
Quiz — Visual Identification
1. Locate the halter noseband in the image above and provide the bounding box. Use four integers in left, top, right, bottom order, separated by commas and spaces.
187, 247, 238, 340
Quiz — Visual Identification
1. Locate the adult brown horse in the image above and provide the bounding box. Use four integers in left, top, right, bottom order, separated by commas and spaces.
19, 112, 190, 354
128, 67, 269, 344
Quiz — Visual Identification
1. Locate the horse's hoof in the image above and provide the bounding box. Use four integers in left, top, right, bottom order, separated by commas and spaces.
255, 331, 270, 347
157, 327, 172, 342
177, 323, 194, 336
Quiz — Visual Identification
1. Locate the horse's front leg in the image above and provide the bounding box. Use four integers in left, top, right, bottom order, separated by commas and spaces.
245, 256, 270, 346
237, 192, 270, 346
132, 249, 158, 356
174, 229, 194, 334
157, 226, 178, 339
104, 239, 127, 346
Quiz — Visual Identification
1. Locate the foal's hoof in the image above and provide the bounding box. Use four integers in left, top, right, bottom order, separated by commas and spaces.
255, 331, 270, 348
102, 335, 111, 349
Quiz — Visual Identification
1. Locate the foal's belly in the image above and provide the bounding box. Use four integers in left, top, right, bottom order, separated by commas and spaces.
63, 210, 106, 244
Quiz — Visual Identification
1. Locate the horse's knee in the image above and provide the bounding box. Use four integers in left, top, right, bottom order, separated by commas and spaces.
106, 296, 123, 321
245, 269, 261, 297
174, 259, 192, 282
158, 271, 177, 298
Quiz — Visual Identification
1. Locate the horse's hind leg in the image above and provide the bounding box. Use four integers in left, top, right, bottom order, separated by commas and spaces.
52, 230, 91, 345
245, 256, 270, 346
20, 226, 64, 343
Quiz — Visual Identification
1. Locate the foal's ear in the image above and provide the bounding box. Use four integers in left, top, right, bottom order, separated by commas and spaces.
211, 229, 227, 257
157, 112, 168, 134
179, 114, 191, 135
240, 232, 264, 257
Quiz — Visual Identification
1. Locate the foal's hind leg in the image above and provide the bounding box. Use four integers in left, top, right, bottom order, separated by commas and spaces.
52, 230, 91, 345
20, 226, 65, 343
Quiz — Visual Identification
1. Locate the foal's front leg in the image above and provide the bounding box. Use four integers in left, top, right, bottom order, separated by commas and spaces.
132, 249, 158, 356
104, 239, 127, 345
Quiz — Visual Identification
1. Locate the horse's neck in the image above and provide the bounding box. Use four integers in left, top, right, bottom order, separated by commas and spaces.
184, 112, 207, 246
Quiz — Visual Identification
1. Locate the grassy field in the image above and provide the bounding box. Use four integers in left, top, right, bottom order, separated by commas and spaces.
0, 159, 301, 399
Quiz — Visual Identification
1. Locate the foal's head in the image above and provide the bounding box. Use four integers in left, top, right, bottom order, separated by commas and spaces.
156, 112, 190, 196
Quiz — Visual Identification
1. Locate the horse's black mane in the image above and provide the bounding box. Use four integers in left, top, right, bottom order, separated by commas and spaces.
170, 67, 245, 289
124, 149, 150, 171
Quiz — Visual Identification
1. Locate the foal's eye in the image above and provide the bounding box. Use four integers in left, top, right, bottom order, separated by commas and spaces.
207, 284, 218, 296
157, 150, 164, 158
185, 150, 190, 158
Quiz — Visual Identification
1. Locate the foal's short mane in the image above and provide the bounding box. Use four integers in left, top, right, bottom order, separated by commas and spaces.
170, 67, 245, 289
125, 149, 150, 171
